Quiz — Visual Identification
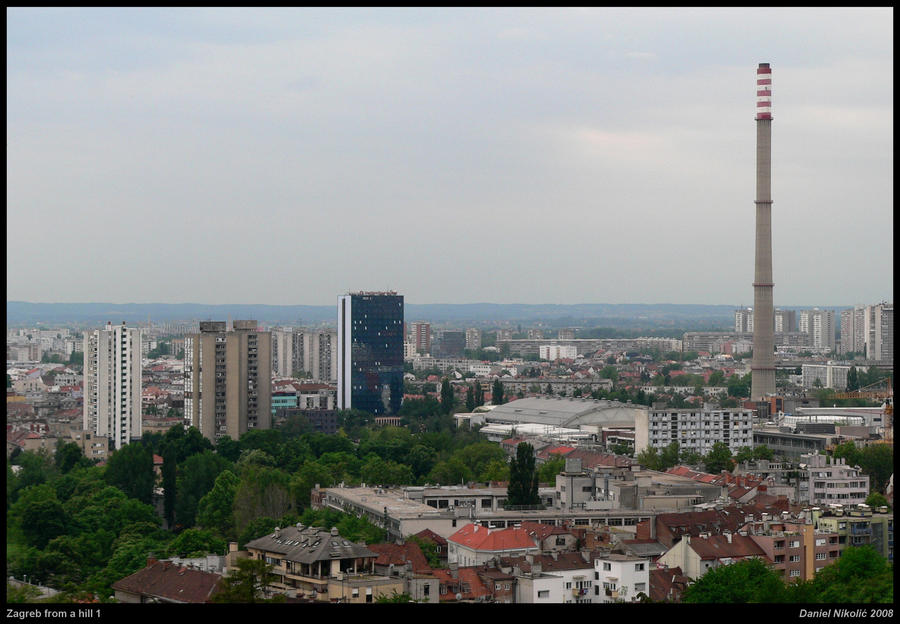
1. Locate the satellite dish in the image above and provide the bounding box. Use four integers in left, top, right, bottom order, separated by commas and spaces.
456, 593, 462, 601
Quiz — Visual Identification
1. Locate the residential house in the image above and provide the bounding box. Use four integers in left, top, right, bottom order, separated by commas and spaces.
656, 532, 769, 580
500, 552, 598, 604
519, 521, 578, 553
593, 553, 650, 603
648, 565, 690, 603
111, 559, 223, 603
368, 541, 439, 603
447, 524, 540, 567
814, 504, 893, 561
742, 519, 841, 581
241, 523, 401, 602
430, 566, 492, 602
413, 528, 448, 562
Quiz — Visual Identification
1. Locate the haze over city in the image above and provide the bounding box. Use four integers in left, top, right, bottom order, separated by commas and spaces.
6, 7, 893, 306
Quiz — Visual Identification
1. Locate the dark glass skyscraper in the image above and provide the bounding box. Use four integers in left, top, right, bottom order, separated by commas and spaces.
337, 292, 404, 415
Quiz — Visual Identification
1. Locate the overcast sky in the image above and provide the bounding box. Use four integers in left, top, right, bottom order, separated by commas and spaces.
6, 7, 893, 307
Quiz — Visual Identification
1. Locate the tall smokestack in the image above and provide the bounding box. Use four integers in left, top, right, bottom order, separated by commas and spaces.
751, 62, 775, 400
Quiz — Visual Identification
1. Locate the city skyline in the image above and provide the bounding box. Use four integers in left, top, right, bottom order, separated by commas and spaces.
7, 8, 893, 306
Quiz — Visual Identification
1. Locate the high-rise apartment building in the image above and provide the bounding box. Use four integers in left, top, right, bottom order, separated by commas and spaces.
434, 330, 466, 358
735, 308, 754, 333
840, 306, 867, 356
184, 320, 272, 442
337, 292, 404, 415
290, 329, 338, 381
271, 327, 294, 377
865, 302, 893, 361
408, 321, 432, 356
774, 309, 796, 333
83, 322, 143, 450
799, 308, 835, 352
465, 328, 482, 351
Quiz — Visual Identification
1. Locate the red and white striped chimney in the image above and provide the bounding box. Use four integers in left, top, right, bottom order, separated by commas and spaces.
756, 63, 772, 120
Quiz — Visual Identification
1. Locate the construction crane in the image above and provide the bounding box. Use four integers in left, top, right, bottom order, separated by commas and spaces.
831, 377, 893, 402
830, 378, 893, 442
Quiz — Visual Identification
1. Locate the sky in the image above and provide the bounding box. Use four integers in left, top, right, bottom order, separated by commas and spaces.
6, 7, 893, 307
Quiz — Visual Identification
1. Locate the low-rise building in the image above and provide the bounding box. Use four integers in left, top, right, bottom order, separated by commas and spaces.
111, 559, 223, 603
656, 532, 768, 580
448, 524, 540, 567
241, 523, 400, 602
814, 504, 893, 561
594, 552, 650, 603
802, 452, 869, 507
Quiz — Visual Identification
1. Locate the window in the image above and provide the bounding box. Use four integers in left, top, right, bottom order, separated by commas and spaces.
538, 590, 550, 599
815, 553, 826, 560
790, 555, 800, 562
790, 540, 800, 548
635, 563, 645, 571
602, 562, 611, 571
635, 583, 646, 593
789, 570, 801, 578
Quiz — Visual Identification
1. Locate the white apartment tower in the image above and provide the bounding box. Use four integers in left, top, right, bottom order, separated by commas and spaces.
291, 329, 338, 382
735, 308, 753, 333
799, 308, 835, 351
271, 327, 294, 377
83, 322, 143, 450
840, 306, 867, 356
865, 302, 893, 361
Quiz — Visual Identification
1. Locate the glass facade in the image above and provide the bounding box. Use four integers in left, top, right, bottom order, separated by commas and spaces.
340, 293, 404, 415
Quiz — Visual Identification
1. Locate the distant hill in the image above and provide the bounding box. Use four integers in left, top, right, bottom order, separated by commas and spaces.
7, 301, 845, 328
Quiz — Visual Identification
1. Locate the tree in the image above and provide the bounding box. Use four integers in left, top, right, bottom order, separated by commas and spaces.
864, 492, 889, 508
212, 557, 283, 603
232, 466, 294, 535
492, 379, 504, 405
161, 442, 177, 529
681, 557, 789, 603
474, 381, 484, 407
465, 385, 476, 412
659, 442, 681, 470
506, 443, 539, 507
636, 446, 661, 471
806, 546, 893, 603
847, 366, 859, 392
54, 441, 91, 474
104, 443, 154, 504
440, 377, 454, 414
174, 450, 232, 529
167, 528, 226, 559
196, 469, 240, 538
538, 455, 566, 483
703, 442, 734, 474
858, 444, 893, 493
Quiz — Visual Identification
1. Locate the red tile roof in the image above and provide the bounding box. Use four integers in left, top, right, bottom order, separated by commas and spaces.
537, 445, 575, 459
686, 534, 768, 561
430, 567, 491, 602
368, 542, 431, 573
649, 566, 689, 602
519, 521, 572, 542
448, 525, 537, 552
414, 528, 447, 546
111, 561, 223, 603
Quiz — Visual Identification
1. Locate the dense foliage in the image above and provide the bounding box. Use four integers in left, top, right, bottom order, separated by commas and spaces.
681, 547, 893, 604
6, 399, 522, 601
